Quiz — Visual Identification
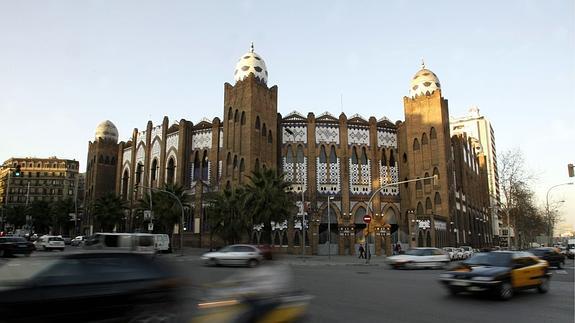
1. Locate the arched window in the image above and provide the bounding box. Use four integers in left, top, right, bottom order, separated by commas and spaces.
136, 163, 143, 184
262, 124, 267, 136
424, 172, 431, 187
351, 147, 359, 164
241, 111, 246, 125
255, 116, 260, 130
434, 192, 442, 205
389, 150, 396, 166
430, 127, 437, 139
402, 153, 407, 163
268, 130, 272, 143
319, 146, 327, 163
329, 146, 337, 164
416, 202, 424, 215
286, 145, 294, 163
422, 133, 428, 145
239, 159, 245, 183
193, 152, 201, 181
121, 170, 129, 200
360, 147, 368, 165
151, 159, 158, 183
99, 155, 104, 163
226, 152, 231, 168
433, 167, 440, 181
111, 157, 116, 165
416, 178, 422, 190
381, 150, 387, 166
233, 156, 238, 172
228, 107, 233, 121
296, 145, 304, 163
425, 198, 432, 211
254, 159, 260, 172
166, 158, 175, 185
413, 138, 420, 150
201, 151, 209, 180
234, 109, 239, 122
105, 156, 110, 164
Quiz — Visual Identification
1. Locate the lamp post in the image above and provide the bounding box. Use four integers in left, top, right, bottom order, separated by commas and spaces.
327, 195, 334, 261
546, 182, 573, 246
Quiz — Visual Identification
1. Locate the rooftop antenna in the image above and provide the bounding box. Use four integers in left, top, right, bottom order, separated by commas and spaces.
421, 57, 426, 69
250, 41, 254, 53
340, 94, 343, 114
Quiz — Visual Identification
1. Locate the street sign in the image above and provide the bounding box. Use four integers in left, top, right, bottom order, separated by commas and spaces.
363, 214, 372, 224
144, 210, 152, 220
148, 223, 154, 231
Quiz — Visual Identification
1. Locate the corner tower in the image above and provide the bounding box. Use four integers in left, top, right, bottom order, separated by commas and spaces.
398, 61, 453, 248
222, 43, 278, 187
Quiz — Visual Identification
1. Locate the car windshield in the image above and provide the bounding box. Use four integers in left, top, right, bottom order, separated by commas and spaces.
218, 246, 233, 252
48, 237, 64, 242
463, 252, 512, 267
529, 249, 546, 256
405, 249, 426, 256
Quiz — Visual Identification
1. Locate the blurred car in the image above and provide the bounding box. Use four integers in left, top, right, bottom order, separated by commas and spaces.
71, 235, 85, 246
442, 247, 458, 261
439, 251, 550, 300
256, 244, 273, 260
529, 247, 565, 268
460, 246, 474, 259
0, 252, 193, 322
34, 235, 65, 251
0, 236, 35, 257
201, 244, 263, 267
61, 236, 72, 245
386, 247, 450, 269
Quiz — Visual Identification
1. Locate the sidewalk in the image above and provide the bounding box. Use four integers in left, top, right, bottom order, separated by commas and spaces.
167, 247, 389, 267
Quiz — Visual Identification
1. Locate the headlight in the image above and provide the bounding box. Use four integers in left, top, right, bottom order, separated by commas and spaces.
471, 276, 494, 281
439, 273, 454, 279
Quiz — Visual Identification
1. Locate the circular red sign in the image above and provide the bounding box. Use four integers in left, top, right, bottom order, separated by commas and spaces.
363, 215, 372, 224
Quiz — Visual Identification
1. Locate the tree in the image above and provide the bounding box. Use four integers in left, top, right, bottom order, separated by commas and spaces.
93, 193, 127, 232
50, 199, 74, 235
152, 183, 190, 235
511, 185, 546, 248
207, 187, 250, 245
27, 200, 52, 234
5, 205, 26, 229
244, 169, 294, 244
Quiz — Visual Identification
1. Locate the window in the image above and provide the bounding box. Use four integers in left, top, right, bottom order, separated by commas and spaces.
329, 146, 337, 164
413, 139, 420, 150
268, 130, 272, 143
234, 109, 239, 122
151, 159, 158, 182
262, 124, 267, 136
381, 150, 387, 166
351, 147, 359, 164
319, 146, 327, 163
422, 133, 428, 145
255, 116, 260, 130
166, 158, 175, 185
241, 111, 246, 125
425, 198, 432, 211
296, 146, 304, 163
360, 147, 368, 165
286, 145, 294, 163
430, 127, 437, 139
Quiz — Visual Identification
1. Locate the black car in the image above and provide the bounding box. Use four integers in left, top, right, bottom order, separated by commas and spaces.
0, 252, 194, 322
528, 247, 565, 268
439, 251, 551, 300
0, 236, 35, 257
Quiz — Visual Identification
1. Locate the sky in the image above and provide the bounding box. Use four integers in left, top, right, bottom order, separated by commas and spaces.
0, 0, 574, 229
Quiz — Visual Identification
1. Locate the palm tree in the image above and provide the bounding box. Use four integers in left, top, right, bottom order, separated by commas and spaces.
152, 183, 190, 235
93, 193, 127, 232
207, 187, 250, 245
244, 169, 294, 244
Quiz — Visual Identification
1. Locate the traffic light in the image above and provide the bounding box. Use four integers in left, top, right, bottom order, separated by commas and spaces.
569, 163, 574, 178
14, 165, 21, 177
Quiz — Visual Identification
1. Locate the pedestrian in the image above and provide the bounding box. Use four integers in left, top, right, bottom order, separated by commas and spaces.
396, 243, 402, 254
358, 244, 365, 259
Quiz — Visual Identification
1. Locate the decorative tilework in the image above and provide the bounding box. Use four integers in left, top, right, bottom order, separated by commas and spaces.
166, 133, 179, 153
316, 126, 340, 144
377, 130, 397, 148
348, 127, 370, 146
150, 139, 161, 161
349, 159, 371, 195
283, 157, 307, 193
379, 165, 399, 196
136, 145, 145, 165
316, 158, 340, 194
151, 125, 162, 142
282, 126, 307, 143
122, 148, 132, 167
192, 129, 212, 150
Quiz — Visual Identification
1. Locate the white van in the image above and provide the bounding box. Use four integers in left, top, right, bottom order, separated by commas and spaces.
84, 233, 155, 253
154, 234, 171, 253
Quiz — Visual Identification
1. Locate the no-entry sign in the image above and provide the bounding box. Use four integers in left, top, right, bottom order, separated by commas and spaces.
363, 215, 372, 224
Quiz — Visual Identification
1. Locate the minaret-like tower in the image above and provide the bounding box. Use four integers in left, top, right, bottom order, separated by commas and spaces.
221, 43, 278, 188
398, 61, 453, 247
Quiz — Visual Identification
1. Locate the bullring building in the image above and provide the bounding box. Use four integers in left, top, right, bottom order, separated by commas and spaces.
85, 44, 494, 255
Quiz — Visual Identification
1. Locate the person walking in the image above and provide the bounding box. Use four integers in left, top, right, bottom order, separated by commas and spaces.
358, 243, 365, 259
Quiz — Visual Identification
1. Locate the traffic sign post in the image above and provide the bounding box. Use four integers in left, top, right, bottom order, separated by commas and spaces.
363, 214, 372, 263
363, 215, 372, 224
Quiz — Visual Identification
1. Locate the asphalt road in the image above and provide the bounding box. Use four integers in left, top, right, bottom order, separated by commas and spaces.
4, 248, 574, 323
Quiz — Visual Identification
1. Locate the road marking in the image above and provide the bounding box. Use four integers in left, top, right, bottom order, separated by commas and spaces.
554, 270, 568, 275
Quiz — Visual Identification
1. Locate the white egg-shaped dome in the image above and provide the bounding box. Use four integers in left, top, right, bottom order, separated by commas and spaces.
409, 62, 441, 98
95, 120, 119, 143
234, 43, 268, 84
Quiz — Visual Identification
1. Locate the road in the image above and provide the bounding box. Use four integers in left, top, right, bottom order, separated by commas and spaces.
5, 248, 575, 323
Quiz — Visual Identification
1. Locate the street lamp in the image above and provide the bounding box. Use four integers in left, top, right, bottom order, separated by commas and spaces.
327, 195, 334, 261
546, 182, 573, 246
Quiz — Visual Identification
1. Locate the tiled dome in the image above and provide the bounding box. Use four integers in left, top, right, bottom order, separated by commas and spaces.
409, 61, 441, 98
234, 43, 268, 84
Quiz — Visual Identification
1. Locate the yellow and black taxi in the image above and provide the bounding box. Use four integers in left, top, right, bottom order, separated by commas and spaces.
438, 251, 551, 300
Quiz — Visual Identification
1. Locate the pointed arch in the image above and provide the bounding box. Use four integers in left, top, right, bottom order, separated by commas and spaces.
360, 147, 368, 165
150, 158, 158, 184
268, 130, 272, 143
254, 158, 260, 172
381, 149, 387, 166
351, 147, 359, 164
166, 157, 175, 184
329, 146, 337, 164
416, 202, 424, 215
389, 150, 396, 166
201, 150, 209, 181
135, 162, 144, 185
413, 138, 420, 150
296, 145, 304, 163
121, 169, 130, 200
234, 109, 239, 122
433, 167, 440, 179
228, 107, 233, 121
241, 111, 246, 125
422, 133, 428, 145
425, 197, 432, 211
430, 127, 437, 139
319, 145, 327, 163
286, 145, 294, 163
233, 155, 238, 169
239, 158, 245, 184
434, 192, 442, 205
354, 206, 367, 224
255, 116, 260, 130
262, 123, 267, 137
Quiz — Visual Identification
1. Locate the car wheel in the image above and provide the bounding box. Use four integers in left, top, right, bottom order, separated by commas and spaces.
537, 277, 550, 294
247, 259, 259, 268
498, 281, 513, 300
206, 258, 218, 267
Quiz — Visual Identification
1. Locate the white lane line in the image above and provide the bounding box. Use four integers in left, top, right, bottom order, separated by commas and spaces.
554, 270, 568, 275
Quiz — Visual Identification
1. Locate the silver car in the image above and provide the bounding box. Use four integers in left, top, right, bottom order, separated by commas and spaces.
386, 247, 450, 269
201, 244, 263, 267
